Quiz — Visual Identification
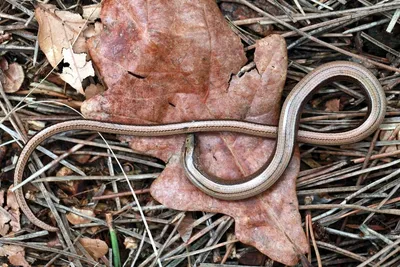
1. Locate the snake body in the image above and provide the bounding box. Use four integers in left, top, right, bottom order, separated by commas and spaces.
183, 61, 386, 200
14, 61, 386, 231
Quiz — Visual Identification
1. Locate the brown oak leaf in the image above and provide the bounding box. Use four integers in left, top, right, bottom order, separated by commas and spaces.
83, 0, 308, 265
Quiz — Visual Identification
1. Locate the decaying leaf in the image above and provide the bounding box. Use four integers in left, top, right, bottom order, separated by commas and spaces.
0, 245, 30, 267
84, 0, 308, 265
35, 4, 87, 67
59, 48, 94, 94
0, 58, 24, 93
79, 237, 108, 260
66, 207, 95, 225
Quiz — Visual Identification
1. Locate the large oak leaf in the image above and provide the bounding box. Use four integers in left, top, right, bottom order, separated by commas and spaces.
83, 0, 308, 265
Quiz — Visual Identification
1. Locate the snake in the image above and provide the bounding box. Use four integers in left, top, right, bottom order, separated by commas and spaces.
14, 61, 386, 231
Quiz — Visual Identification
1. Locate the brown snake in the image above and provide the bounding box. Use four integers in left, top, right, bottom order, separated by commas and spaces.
14, 61, 386, 231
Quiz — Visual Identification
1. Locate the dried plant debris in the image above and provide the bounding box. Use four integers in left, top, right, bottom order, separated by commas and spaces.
0, 0, 400, 266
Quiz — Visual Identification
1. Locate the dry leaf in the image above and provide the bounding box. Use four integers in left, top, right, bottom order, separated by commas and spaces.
66, 207, 95, 225
0, 189, 4, 208
0, 187, 21, 236
59, 48, 94, 94
56, 166, 74, 177
124, 237, 138, 250
7, 188, 19, 212
85, 83, 105, 100
0, 33, 11, 44
0, 245, 30, 267
7, 187, 21, 233
71, 35, 88, 54
71, 153, 91, 164
79, 237, 108, 260
0, 146, 6, 164
35, 4, 87, 67
0, 58, 7, 70
47, 236, 63, 248
26, 121, 45, 131
325, 98, 340, 112
84, 22, 103, 39
238, 250, 266, 266
0, 190, 10, 236
56, 166, 81, 195
0, 58, 24, 93
84, 0, 307, 265
177, 215, 195, 243
220, 1, 274, 37
82, 4, 102, 21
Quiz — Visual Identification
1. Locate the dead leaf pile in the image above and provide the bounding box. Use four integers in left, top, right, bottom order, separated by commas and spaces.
82, 0, 308, 265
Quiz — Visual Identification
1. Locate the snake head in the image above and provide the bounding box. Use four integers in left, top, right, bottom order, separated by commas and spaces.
183, 134, 196, 171
184, 134, 195, 152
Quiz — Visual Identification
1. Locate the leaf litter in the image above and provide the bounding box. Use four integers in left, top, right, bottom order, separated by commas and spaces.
1, 0, 400, 266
